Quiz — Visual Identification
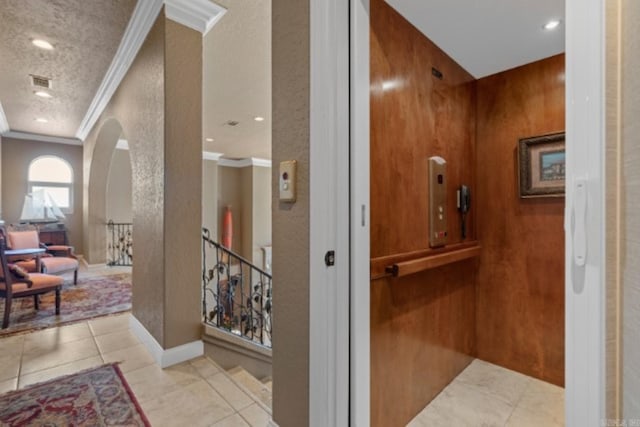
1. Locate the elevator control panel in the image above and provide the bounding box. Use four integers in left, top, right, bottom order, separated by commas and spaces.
279, 160, 297, 202
429, 156, 447, 247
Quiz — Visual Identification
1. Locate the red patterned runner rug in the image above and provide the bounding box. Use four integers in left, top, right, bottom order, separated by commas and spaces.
0, 364, 150, 426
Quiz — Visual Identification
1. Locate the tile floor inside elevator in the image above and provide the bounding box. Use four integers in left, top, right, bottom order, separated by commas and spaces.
408, 359, 564, 427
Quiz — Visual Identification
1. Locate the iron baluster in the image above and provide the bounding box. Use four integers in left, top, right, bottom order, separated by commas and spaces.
106, 221, 133, 266
201, 228, 272, 348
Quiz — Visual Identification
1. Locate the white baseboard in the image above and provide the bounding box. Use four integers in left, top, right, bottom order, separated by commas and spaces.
129, 315, 203, 368
78, 256, 108, 269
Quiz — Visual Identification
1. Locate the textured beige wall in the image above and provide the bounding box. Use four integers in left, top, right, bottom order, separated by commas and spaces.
2, 138, 84, 254
203, 159, 218, 237
218, 166, 244, 253
163, 18, 203, 348
620, 0, 640, 419
216, 164, 271, 266
106, 148, 133, 223
84, 13, 203, 348
272, 0, 310, 424
252, 166, 272, 269
85, 15, 166, 342
84, 119, 124, 264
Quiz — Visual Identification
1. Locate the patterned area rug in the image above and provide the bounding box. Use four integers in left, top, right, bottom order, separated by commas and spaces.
0, 364, 150, 426
0, 273, 131, 336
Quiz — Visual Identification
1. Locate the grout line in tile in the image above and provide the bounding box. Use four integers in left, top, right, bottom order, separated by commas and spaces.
18, 353, 101, 385
80, 321, 107, 362
206, 358, 272, 415
213, 412, 244, 427
236, 407, 254, 426
452, 363, 531, 408
207, 372, 254, 413
17, 333, 26, 381
501, 378, 532, 426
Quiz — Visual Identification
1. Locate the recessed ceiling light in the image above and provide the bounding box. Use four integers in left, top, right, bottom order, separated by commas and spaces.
205, 137, 214, 142
543, 20, 561, 30
34, 91, 52, 98
32, 39, 54, 50
35, 117, 48, 123
254, 116, 265, 122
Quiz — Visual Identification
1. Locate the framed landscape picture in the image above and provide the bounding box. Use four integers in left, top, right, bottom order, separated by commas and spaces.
518, 132, 566, 198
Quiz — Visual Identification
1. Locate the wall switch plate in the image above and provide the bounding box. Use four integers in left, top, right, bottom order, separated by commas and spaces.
279, 160, 297, 202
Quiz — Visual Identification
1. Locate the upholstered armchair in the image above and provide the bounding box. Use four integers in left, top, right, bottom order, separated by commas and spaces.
0, 236, 63, 329
5, 225, 79, 285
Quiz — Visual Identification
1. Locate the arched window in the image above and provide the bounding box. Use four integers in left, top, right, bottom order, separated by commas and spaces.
28, 156, 74, 213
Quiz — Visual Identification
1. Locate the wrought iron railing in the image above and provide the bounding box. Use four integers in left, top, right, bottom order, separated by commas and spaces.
107, 221, 133, 266
202, 228, 272, 347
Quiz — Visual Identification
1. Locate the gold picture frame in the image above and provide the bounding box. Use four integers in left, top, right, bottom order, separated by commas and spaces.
518, 132, 566, 198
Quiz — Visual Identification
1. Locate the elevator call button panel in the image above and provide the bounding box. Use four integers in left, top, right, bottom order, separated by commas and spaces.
429, 156, 448, 248
279, 160, 297, 202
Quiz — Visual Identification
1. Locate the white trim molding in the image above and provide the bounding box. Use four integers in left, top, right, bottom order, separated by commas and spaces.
350, 0, 371, 425
116, 138, 129, 150
129, 315, 204, 368
2, 131, 82, 146
75, 0, 164, 141
565, 0, 606, 424
0, 102, 9, 134
165, 0, 227, 35
309, 0, 351, 425
79, 257, 108, 270
251, 158, 272, 168
116, 145, 239, 164
218, 157, 272, 168
76, 0, 226, 142
203, 151, 223, 161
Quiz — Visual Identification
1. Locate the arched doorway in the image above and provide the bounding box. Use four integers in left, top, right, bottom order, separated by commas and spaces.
84, 118, 125, 265
105, 138, 133, 266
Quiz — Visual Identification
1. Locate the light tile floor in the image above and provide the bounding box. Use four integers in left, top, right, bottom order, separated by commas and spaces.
0, 312, 271, 427
408, 359, 564, 427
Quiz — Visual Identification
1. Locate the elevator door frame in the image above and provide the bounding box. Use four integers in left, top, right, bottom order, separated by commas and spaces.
564, 0, 607, 425
345, 0, 608, 426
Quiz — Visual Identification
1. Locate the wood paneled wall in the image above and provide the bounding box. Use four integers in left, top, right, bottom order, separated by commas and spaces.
370, 0, 476, 258
370, 0, 477, 425
475, 54, 565, 386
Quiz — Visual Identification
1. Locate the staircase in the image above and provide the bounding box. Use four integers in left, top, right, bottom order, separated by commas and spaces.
227, 366, 273, 410
201, 229, 274, 423
196, 356, 273, 426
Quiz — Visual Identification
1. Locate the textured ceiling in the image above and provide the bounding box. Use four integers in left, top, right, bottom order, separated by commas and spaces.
202, 0, 271, 159
385, 0, 565, 78
0, 0, 137, 138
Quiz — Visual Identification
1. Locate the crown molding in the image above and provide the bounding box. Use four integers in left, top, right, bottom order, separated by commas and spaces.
76, 0, 226, 142
252, 158, 272, 168
75, 0, 164, 141
203, 151, 223, 161
164, 0, 226, 35
2, 131, 82, 146
119, 144, 224, 162
218, 157, 272, 168
0, 102, 9, 134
